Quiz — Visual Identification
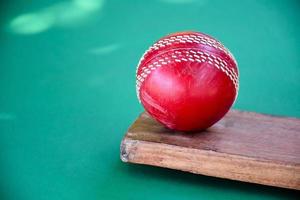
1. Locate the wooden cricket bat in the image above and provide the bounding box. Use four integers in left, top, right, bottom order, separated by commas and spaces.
120, 110, 300, 190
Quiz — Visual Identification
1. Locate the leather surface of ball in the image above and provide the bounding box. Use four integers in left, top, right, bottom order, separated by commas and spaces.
136, 31, 239, 131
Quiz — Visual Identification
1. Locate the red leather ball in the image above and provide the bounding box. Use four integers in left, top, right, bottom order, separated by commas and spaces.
136, 31, 239, 131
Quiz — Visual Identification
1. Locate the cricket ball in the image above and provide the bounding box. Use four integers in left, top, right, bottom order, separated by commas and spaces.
136, 31, 239, 131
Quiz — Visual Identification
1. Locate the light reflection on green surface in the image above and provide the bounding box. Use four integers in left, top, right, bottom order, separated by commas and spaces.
0, 112, 16, 120
9, 12, 55, 34
160, 0, 201, 4
9, 0, 104, 34
88, 44, 121, 55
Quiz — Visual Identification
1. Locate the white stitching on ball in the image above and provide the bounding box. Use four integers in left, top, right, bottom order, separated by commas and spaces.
156, 34, 233, 59
135, 33, 238, 78
136, 49, 239, 102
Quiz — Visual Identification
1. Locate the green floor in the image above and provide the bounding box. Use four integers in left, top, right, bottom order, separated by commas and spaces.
1, 0, 299, 199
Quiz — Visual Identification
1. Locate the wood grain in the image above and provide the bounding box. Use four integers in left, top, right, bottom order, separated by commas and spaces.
120, 110, 300, 190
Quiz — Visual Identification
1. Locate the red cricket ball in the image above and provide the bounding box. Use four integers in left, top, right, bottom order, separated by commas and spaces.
136, 31, 239, 131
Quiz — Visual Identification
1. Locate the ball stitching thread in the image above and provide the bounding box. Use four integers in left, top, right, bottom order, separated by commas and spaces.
137, 50, 239, 89
136, 33, 238, 75
136, 49, 239, 102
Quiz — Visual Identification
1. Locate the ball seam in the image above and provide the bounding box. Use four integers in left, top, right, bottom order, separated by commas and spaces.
136, 33, 237, 75
136, 49, 239, 102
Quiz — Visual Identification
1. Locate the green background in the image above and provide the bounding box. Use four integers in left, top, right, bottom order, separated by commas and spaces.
1, 0, 299, 199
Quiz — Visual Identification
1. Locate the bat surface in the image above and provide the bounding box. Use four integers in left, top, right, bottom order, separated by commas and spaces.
120, 110, 300, 190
